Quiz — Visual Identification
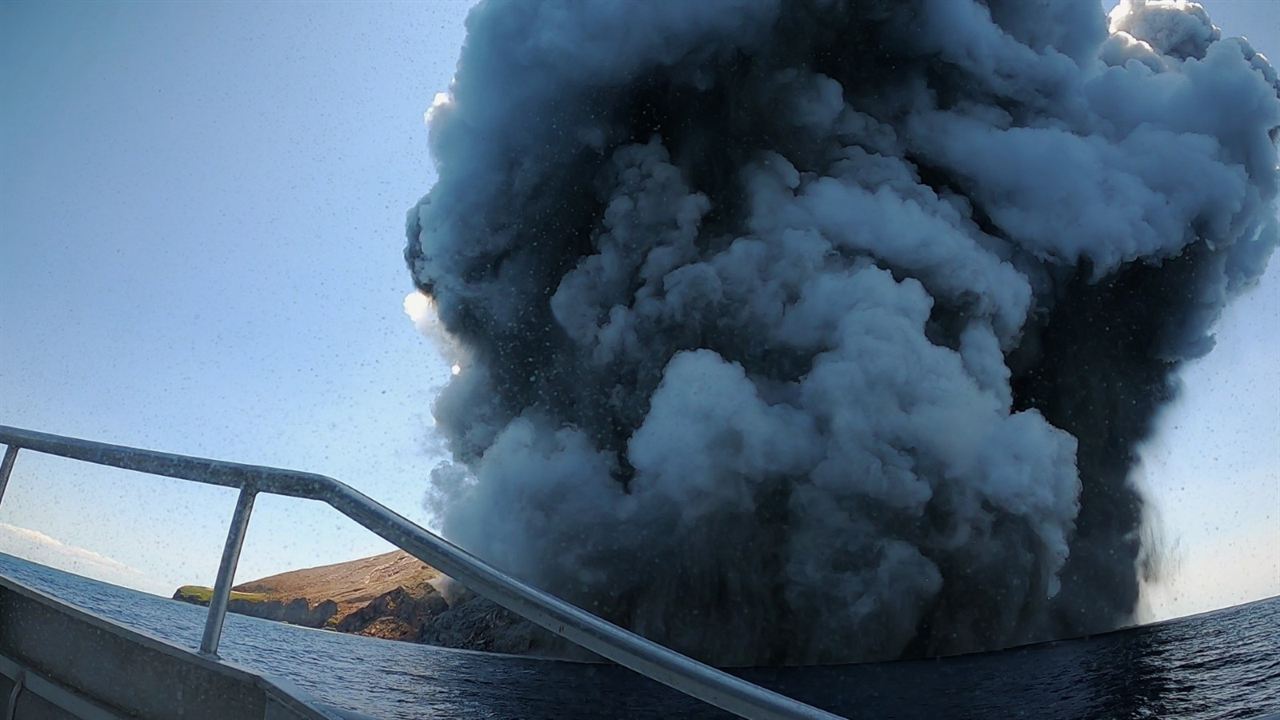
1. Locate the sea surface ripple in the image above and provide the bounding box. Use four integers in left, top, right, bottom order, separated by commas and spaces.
2, 553, 1276, 719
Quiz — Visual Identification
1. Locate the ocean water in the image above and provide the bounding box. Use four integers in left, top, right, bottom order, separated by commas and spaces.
2, 552, 1277, 720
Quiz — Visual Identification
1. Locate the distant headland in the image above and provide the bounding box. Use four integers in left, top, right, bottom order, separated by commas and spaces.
173, 550, 564, 656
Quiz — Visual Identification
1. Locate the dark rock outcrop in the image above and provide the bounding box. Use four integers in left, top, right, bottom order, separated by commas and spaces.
234, 597, 337, 628
335, 583, 448, 640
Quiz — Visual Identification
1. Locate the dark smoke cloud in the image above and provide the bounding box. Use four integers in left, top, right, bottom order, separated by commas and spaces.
405, 0, 1280, 664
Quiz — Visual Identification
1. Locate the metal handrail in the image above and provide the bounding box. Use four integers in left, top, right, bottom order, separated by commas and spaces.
0, 425, 842, 720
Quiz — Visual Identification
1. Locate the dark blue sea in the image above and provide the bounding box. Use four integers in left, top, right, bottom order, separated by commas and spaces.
2, 552, 1276, 720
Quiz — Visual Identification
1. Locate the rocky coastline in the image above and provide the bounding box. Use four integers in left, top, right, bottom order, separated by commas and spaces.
172, 550, 563, 655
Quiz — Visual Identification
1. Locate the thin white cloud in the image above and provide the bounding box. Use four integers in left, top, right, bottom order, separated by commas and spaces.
0, 522, 167, 595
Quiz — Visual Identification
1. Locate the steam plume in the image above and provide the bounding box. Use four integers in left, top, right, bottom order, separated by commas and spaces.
405, 0, 1279, 664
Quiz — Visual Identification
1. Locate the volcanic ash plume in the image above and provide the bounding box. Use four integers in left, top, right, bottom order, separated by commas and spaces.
405, 0, 1280, 664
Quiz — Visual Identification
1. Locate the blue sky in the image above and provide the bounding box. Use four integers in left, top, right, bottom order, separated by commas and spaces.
0, 0, 1275, 620
0, 0, 471, 593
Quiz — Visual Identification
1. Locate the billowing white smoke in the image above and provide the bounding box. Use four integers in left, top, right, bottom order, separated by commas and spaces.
406, 0, 1279, 664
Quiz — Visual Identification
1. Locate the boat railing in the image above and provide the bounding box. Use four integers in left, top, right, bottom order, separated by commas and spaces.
0, 425, 841, 720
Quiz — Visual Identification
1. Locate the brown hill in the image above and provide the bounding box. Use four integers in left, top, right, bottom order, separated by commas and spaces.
173, 549, 567, 656
233, 549, 440, 620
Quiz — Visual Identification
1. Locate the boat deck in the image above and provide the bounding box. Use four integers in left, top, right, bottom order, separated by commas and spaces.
0, 574, 368, 720
0, 425, 832, 720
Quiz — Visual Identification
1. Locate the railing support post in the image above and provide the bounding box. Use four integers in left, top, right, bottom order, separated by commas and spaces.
0, 446, 18, 507
0, 424, 841, 719
199, 484, 256, 657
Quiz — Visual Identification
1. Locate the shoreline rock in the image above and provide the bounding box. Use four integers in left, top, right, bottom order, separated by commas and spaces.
172, 586, 338, 628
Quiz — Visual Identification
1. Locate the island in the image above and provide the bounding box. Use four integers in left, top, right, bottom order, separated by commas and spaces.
173, 550, 561, 655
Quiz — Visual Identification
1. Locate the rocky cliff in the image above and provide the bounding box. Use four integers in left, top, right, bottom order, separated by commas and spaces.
172, 550, 565, 655
172, 585, 338, 628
